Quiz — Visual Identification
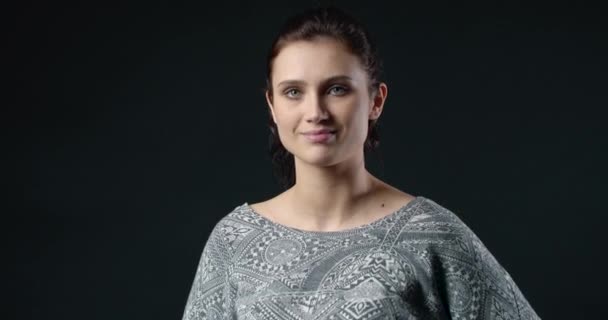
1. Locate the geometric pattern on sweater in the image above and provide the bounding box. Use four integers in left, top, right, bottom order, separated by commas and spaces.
182, 196, 541, 320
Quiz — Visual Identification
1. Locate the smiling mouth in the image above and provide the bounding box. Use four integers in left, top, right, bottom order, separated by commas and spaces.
303, 131, 336, 143
302, 129, 337, 135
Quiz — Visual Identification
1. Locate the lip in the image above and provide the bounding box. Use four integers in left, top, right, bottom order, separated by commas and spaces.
302, 130, 336, 143
302, 128, 337, 135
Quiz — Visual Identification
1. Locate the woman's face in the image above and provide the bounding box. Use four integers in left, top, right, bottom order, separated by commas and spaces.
266, 36, 385, 167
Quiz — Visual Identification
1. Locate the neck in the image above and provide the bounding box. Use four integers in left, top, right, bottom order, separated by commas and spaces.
285, 154, 381, 231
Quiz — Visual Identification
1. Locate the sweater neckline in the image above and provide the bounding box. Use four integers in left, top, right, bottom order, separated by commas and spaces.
243, 196, 424, 236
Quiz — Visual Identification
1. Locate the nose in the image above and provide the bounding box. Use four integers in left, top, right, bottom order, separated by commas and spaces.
304, 93, 329, 123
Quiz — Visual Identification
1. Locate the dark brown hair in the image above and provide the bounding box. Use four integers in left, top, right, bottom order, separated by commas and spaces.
264, 5, 384, 190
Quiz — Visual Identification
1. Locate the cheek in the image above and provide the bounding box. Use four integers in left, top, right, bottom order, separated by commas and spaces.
273, 110, 298, 135
343, 105, 372, 142
341, 98, 370, 126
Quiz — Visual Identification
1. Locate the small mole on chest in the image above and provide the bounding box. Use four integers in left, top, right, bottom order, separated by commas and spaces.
381, 203, 385, 207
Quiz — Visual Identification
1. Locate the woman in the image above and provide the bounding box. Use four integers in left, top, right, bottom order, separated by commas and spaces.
182, 6, 540, 320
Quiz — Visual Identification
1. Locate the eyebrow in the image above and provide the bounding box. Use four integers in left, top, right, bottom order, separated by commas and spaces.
276, 75, 354, 88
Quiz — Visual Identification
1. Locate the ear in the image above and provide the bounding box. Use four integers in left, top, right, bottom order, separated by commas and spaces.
369, 82, 388, 120
265, 90, 277, 124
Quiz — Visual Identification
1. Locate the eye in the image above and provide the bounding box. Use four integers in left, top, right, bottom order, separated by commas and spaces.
328, 85, 349, 96
284, 88, 301, 99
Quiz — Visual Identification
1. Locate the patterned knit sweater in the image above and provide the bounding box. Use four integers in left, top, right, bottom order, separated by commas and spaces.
182, 196, 540, 320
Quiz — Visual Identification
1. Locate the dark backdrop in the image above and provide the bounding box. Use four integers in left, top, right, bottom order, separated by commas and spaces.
10, 0, 607, 319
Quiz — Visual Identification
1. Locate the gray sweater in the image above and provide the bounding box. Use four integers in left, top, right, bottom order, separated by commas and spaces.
182, 196, 540, 319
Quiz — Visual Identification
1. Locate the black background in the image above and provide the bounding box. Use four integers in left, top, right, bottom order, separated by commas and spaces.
10, 0, 607, 319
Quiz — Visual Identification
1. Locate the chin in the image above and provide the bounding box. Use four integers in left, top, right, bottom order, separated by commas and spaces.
295, 151, 344, 167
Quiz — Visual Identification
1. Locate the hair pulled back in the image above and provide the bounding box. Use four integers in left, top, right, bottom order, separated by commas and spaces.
264, 6, 385, 190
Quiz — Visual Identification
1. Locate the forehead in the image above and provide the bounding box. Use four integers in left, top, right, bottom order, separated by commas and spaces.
272, 37, 367, 86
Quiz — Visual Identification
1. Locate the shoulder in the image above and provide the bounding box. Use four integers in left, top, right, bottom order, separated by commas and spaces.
209, 201, 266, 231
409, 197, 483, 247
411, 197, 541, 319
202, 202, 268, 257
407, 197, 507, 282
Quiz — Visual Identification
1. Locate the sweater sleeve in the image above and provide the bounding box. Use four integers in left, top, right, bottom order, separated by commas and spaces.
430, 214, 541, 320
182, 221, 236, 320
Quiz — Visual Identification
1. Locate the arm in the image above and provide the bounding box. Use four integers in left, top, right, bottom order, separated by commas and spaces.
430, 216, 541, 319
182, 222, 236, 320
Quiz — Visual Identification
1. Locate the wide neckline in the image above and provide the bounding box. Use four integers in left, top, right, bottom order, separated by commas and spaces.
243, 196, 423, 236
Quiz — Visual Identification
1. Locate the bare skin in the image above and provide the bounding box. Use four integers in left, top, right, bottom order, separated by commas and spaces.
250, 36, 415, 232
250, 178, 415, 232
